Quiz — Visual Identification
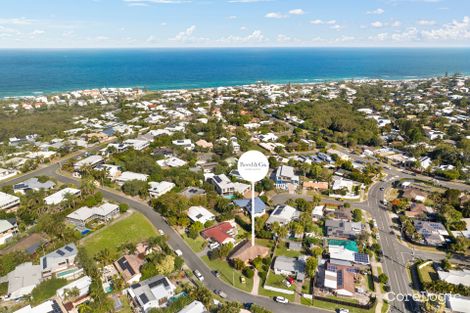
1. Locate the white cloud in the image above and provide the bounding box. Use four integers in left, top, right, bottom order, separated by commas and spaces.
391, 20, 401, 27
228, 15, 237, 19
369, 32, 389, 41
417, 19, 436, 26
124, 0, 190, 6
330, 24, 342, 30
391, 27, 419, 41
276, 34, 291, 42
218, 30, 267, 43
366, 8, 385, 15
265, 12, 287, 19
310, 19, 336, 25
170, 25, 196, 41
421, 16, 470, 40
0, 17, 34, 25
289, 9, 305, 15
310, 19, 323, 25
228, 0, 272, 2
371, 21, 384, 28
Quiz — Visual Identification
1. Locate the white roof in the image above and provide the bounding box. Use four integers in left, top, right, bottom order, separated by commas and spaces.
187, 206, 215, 224
0, 191, 20, 209
0, 219, 15, 233
446, 295, 470, 313
74, 155, 103, 168
67, 203, 118, 222
44, 188, 80, 205
57, 276, 92, 299
178, 300, 207, 313
324, 270, 337, 289
312, 205, 325, 216
149, 181, 175, 194
117, 171, 149, 182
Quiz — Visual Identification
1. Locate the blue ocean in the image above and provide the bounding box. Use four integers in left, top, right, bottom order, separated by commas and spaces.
0, 48, 469, 98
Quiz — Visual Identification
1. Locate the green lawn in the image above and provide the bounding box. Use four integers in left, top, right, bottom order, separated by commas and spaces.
265, 272, 295, 291
256, 238, 275, 249
201, 256, 253, 292
82, 213, 158, 259
31, 278, 68, 305
181, 234, 206, 253
274, 241, 302, 258
419, 263, 438, 283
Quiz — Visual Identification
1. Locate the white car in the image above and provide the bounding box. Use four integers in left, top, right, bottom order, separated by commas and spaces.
158, 229, 165, 236
194, 270, 204, 281
274, 296, 288, 304
175, 249, 183, 256
338, 309, 349, 313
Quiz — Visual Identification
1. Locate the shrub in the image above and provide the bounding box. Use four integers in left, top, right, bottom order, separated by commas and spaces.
243, 267, 254, 278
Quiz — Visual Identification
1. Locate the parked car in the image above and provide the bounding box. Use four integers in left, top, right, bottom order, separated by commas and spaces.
274, 296, 289, 304
287, 276, 295, 285
284, 280, 292, 288
243, 303, 253, 310
215, 290, 227, 299
338, 309, 349, 313
158, 229, 165, 236
194, 270, 204, 281
175, 249, 183, 256
212, 270, 220, 278
209, 242, 220, 250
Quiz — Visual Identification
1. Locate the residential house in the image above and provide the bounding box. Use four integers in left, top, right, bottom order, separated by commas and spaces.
73, 155, 104, 171
0, 219, 18, 245
229, 240, 270, 265
148, 181, 175, 198
266, 204, 299, 226
273, 256, 306, 281
114, 255, 145, 284
178, 300, 207, 313
180, 187, 206, 198
201, 221, 237, 245
437, 269, 470, 288
446, 295, 470, 313
123, 139, 150, 151
172, 139, 195, 151
312, 205, 325, 221
414, 220, 449, 246
195, 139, 213, 150
0, 191, 20, 211
6, 262, 42, 299
210, 174, 235, 195
403, 188, 428, 202
233, 197, 267, 217
0, 168, 18, 181
66, 203, 119, 227
44, 188, 81, 205
328, 239, 370, 265
40, 243, 78, 278
127, 275, 176, 312
115, 171, 149, 186
156, 156, 187, 168
56, 276, 92, 311
187, 206, 215, 225
323, 262, 356, 297
274, 165, 300, 190
325, 219, 362, 239
13, 178, 55, 195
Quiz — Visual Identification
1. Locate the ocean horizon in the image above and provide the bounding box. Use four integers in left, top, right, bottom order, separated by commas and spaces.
1, 47, 470, 98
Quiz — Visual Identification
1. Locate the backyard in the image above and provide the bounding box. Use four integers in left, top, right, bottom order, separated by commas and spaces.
81, 212, 158, 258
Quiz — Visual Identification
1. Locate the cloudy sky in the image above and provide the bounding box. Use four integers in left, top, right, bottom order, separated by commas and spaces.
1, 0, 470, 48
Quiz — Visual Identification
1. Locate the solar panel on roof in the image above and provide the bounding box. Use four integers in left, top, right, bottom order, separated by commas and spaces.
149, 278, 169, 289
354, 253, 369, 263
139, 294, 149, 304
337, 270, 343, 287
56, 249, 65, 256
64, 245, 74, 252
214, 176, 222, 183
327, 264, 337, 271
43, 257, 48, 269
118, 257, 135, 276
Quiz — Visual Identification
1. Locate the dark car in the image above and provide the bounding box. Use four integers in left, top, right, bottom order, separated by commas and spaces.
212, 270, 220, 278
244, 303, 253, 310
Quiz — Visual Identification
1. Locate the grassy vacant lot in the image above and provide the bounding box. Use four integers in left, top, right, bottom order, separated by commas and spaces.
82, 213, 157, 258
31, 278, 68, 305
274, 241, 302, 258
258, 285, 295, 303
419, 263, 438, 283
181, 233, 206, 253
201, 256, 253, 292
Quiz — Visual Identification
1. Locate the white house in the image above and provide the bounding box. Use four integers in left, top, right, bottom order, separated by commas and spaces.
0, 191, 20, 211
157, 156, 187, 168
0, 219, 18, 245
14, 300, 62, 313
187, 206, 215, 224
274, 165, 300, 190
266, 204, 299, 226
56, 275, 92, 301
44, 188, 81, 205
127, 275, 176, 312
115, 171, 149, 186
210, 174, 235, 195
7, 262, 42, 300
40, 243, 78, 278
148, 181, 175, 198
66, 203, 119, 227
172, 139, 195, 151
123, 139, 150, 151
73, 155, 104, 171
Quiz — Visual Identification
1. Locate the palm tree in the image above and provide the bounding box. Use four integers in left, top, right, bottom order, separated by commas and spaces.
78, 304, 93, 313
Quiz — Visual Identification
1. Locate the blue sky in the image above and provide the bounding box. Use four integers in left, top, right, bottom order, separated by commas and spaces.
1, 0, 470, 48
